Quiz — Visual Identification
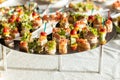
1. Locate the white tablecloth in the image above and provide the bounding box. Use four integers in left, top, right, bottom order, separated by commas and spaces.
0, 0, 120, 80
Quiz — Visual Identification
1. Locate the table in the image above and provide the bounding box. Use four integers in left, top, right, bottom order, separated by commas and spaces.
0, 0, 120, 80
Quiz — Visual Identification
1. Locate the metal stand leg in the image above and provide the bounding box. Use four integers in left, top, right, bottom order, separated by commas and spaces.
2, 45, 7, 71
98, 45, 103, 74
57, 45, 103, 73
58, 55, 61, 72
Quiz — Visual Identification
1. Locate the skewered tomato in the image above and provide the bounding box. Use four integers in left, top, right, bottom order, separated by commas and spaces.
32, 11, 38, 17
74, 22, 79, 30
8, 15, 16, 23
11, 15, 16, 19
88, 15, 95, 21
71, 43, 77, 51
40, 32, 47, 36
100, 28, 106, 32
3, 27, 9, 33
70, 29, 77, 35
16, 17, 21, 22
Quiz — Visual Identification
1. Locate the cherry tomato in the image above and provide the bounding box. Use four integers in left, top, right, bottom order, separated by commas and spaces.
17, 9, 22, 13
3, 27, 9, 33
70, 29, 77, 35
8, 18, 14, 23
71, 46, 77, 51
16, 17, 21, 22
100, 28, 106, 32
9, 15, 16, 23
88, 15, 95, 21
108, 17, 112, 21
74, 23, 79, 30
40, 32, 47, 36
11, 15, 16, 19
32, 11, 38, 17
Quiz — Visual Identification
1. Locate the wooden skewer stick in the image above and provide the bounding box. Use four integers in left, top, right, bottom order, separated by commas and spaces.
44, 22, 47, 32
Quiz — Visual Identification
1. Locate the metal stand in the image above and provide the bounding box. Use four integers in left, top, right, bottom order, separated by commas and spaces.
57, 46, 103, 74
58, 55, 61, 72
0, 44, 103, 74
0, 44, 12, 70
0, 45, 7, 71
98, 45, 103, 74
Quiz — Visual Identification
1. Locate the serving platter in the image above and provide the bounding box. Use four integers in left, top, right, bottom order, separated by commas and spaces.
0, 2, 46, 44
0, 1, 117, 55
1, 20, 116, 55
6, 15, 117, 55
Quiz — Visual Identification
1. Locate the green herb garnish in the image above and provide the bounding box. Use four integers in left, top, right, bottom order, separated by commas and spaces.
89, 27, 98, 36
58, 29, 66, 36
47, 40, 56, 51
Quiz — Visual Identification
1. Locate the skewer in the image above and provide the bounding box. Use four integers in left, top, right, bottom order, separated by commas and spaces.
44, 22, 47, 32
91, 8, 94, 15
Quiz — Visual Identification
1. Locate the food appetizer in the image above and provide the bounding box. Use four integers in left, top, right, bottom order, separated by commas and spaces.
93, 0, 106, 3
52, 28, 70, 41
99, 25, 107, 45
105, 19, 113, 33
83, 27, 98, 44
45, 40, 56, 55
38, 32, 47, 46
70, 29, 78, 51
0, 2, 115, 55
93, 14, 103, 29
0, 2, 43, 46
77, 38, 91, 52
20, 32, 32, 52
39, 0, 60, 3
20, 40, 29, 52
59, 39, 68, 54
112, 15, 120, 33
74, 20, 87, 32
17, 11, 114, 54
42, 11, 67, 23
68, 1, 100, 13
112, 0, 120, 11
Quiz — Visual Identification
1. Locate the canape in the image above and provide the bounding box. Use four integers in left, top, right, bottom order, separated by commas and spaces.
112, 0, 120, 11
105, 19, 113, 32
70, 29, 78, 51
99, 25, 107, 45
45, 40, 56, 55
59, 39, 68, 54
77, 38, 91, 52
